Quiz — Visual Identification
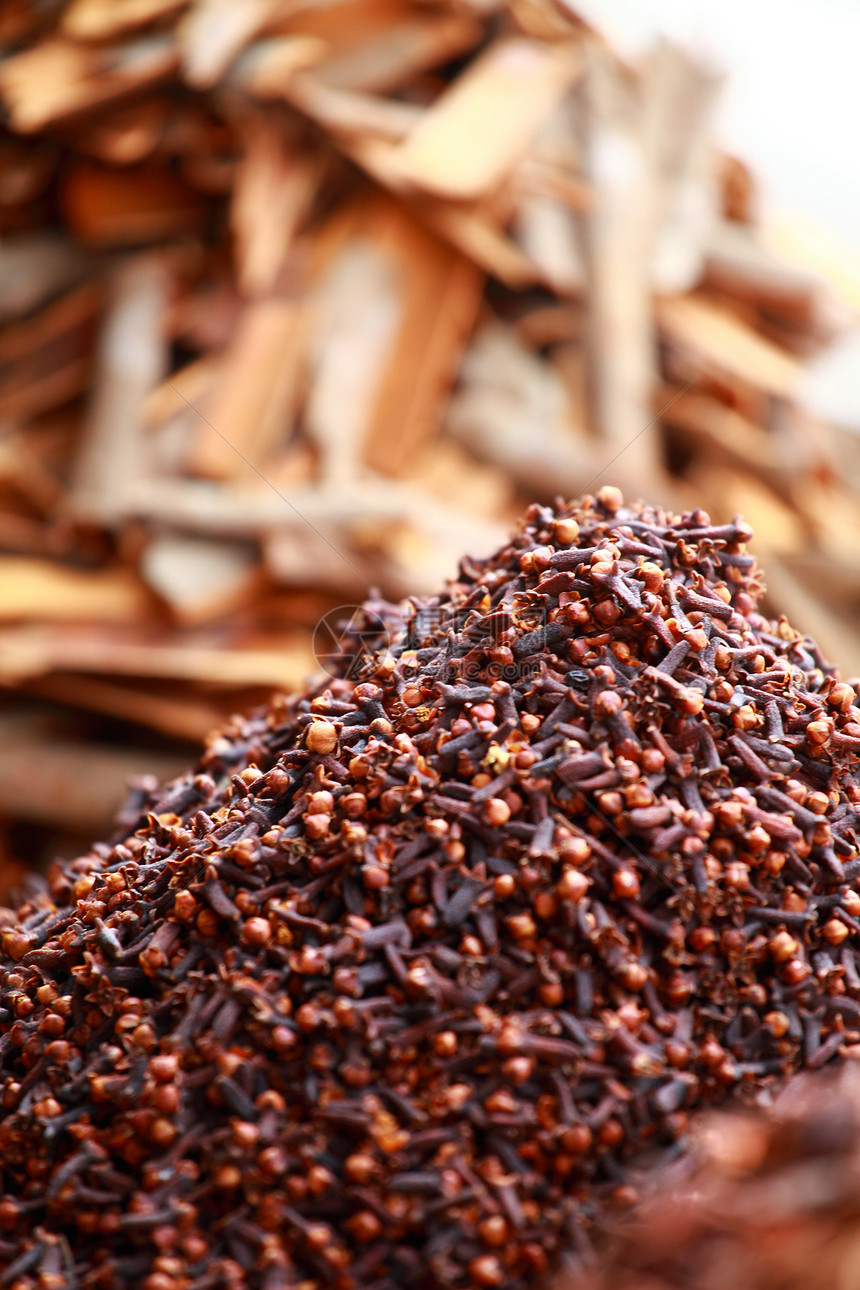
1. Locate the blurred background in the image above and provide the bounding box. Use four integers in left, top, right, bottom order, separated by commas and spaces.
0, 0, 859, 888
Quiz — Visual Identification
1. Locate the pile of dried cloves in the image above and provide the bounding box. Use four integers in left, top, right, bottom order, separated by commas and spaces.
3, 491, 860, 1289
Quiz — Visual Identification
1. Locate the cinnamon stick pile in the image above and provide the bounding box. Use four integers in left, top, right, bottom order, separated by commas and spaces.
0, 0, 858, 856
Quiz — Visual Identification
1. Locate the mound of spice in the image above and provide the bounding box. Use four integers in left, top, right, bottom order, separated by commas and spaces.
567, 1062, 860, 1290
3, 490, 860, 1290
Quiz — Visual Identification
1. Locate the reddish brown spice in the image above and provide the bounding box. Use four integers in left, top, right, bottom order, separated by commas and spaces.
2, 493, 860, 1288
568, 1064, 860, 1290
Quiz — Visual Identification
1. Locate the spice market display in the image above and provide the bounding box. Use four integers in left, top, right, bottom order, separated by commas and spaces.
2, 0, 860, 862
3, 492, 860, 1287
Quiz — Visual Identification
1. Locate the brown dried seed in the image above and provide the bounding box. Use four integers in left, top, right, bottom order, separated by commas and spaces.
306, 721, 338, 754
